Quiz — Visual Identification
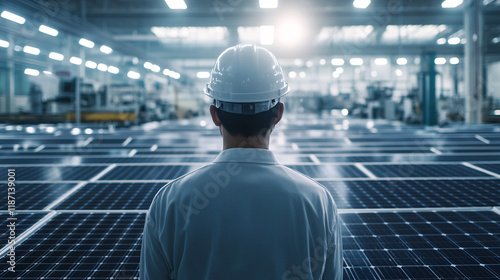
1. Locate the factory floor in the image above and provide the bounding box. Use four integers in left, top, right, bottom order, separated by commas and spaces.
1, 115, 499, 279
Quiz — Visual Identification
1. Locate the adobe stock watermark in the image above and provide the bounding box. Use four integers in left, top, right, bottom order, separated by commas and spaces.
281, 236, 336, 280
6, 169, 17, 273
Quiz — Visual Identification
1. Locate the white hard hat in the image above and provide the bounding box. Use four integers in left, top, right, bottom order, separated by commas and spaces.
204, 44, 289, 114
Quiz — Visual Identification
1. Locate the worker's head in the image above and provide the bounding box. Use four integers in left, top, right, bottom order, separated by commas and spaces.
205, 44, 289, 139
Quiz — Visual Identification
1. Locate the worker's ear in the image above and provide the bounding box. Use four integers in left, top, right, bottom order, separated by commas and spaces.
210, 105, 221, 127
273, 102, 284, 125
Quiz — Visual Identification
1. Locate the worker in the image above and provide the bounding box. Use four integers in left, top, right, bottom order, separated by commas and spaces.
140, 44, 343, 280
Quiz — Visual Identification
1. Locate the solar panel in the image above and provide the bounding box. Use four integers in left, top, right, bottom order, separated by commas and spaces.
0, 183, 76, 210
0, 213, 143, 280
78, 156, 216, 163
320, 180, 500, 209
342, 211, 500, 280
9, 166, 106, 181
286, 165, 368, 178
100, 165, 202, 180
475, 164, 500, 175
0, 213, 46, 242
56, 183, 165, 210
364, 164, 492, 178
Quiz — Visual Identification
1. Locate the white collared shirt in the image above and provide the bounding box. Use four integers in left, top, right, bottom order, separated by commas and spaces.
140, 148, 342, 280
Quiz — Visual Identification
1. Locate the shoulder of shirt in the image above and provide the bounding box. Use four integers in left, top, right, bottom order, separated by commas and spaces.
279, 165, 333, 198
149, 163, 215, 209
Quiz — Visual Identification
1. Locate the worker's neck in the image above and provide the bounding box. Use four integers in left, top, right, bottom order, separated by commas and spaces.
222, 132, 271, 150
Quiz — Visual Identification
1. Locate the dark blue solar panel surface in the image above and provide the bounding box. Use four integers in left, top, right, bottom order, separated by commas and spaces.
321, 179, 500, 209
101, 165, 202, 180
475, 164, 500, 175
56, 183, 165, 210
6, 166, 105, 181
2, 121, 500, 279
0, 213, 144, 280
286, 165, 367, 178
0, 213, 47, 242
365, 164, 492, 178
342, 211, 500, 280
0, 183, 76, 210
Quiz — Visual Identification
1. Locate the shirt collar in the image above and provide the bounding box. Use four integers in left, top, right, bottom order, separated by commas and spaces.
213, 148, 280, 165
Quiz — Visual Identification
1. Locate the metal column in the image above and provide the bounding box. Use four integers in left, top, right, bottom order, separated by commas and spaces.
7, 34, 15, 114
419, 53, 437, 126
464, 0, 483, 123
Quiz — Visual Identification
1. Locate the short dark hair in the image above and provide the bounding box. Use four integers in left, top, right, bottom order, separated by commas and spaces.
216, 104, 280, 138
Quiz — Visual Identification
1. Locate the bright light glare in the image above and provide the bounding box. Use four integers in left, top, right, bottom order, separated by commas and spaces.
494, 110, 500, 116
97, 63, 108, 71
85, 128, 93, 134
299, 71, 306, 78
260, 25, 274, 45
79, 38, 95, 48
85, 61, 97, 69
127, 71, 141, 79
277, 17, 305, 47
39, 25, 58, 36
164, 0, 187, 9
49, 52, 64, 61
288, 71, 297, 79
43, 70, 52, 75
100, 45, 113, 54
197, 71, 210, 79
332, 71, 340, 79
350, 58, 364, 66
71, 128, 81, 135
450, 57, 459, 65
331, 58, 344, 66
163, 69, 171, 76
70, 57, 82, 65
0, 39, 9, 48
46, 127, 55, 133
366, 120, 374, 128
437, 38, 447, 45
395, 69, 403, 76
319, 59, 326, 65
23, 45, 40, 55
151, 64, 161, 73
26, 127, 35, 133
24, 68, 39, 76
434, 57, 446, 65
448, 37, 460, 45
169, 71, 181, 79
1, 11, 25, 24
259, 0, 278, 8
336, 67, 344, 74
200, 120, 207, 127
144, 62, 153, 69
341, 109, 349, 116
396, 58, 408, 65
374, 58, 388, 66
108, 66, 119, 74
442, 0, 463, 8
353, 0, 371, 9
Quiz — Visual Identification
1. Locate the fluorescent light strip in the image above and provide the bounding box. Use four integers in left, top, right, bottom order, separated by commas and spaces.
39, 25, 58, 36
85, 60, 97, 69
79, 38, 95, 48
259, 0, 278, 9
353, 0, 371, 9
107, 66, 119, 74
100, 45, 112, 54
1, 11, 25, 24
69, 57, 82, 65
23, 45, 40, 55
165, 0, 187, 9
48, 52, 64, 61
196, 71, 210, 79
127, 71, 140, 79
97, 63, 108, 72
0, 39, 9, 48
24, 68, 39, 76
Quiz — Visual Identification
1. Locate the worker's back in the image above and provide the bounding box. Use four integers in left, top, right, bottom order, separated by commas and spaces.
140, 148, 343, 280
